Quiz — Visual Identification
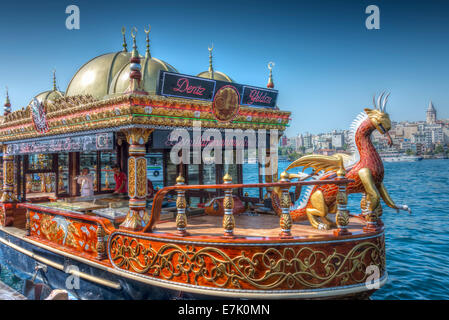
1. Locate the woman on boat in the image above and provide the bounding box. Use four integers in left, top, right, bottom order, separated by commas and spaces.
112, 164, 127, 195
75, 168, 94, 197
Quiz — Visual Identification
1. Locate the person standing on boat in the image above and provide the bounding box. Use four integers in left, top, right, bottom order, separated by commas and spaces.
75, 168, 94, 197
147, 178, 155, 198
112, 164, 127, 195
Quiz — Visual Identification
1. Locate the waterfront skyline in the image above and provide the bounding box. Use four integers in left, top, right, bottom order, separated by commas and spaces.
0, 0, 448, 135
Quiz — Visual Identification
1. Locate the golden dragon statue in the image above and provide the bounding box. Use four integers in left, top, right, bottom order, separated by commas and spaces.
272, 92, 411, 230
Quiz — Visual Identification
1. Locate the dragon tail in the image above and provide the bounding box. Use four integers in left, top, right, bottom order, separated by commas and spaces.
290, 207, 308, 221
271, 188, 308, 221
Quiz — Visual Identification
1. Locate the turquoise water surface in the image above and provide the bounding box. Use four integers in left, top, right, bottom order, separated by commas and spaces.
1, 159, 448, 299
243, 159, 449, 300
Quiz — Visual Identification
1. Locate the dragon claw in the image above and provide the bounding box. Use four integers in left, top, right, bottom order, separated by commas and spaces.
317, 223, 330, 230
402, 205, 412, 214
397, 205, 411, 214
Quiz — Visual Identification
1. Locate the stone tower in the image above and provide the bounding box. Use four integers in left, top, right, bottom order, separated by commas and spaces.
426, 101, 436, 124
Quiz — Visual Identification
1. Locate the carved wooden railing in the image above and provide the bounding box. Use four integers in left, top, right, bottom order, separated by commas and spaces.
142, 174, 353, 235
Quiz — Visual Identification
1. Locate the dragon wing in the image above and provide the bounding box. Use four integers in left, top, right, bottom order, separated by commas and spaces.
286, 153, 348, 174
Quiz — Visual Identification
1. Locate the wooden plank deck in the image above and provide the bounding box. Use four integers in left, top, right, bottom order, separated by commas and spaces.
154, 213, 366, 238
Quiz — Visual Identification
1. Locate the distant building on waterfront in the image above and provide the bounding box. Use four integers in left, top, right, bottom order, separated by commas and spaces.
290, 100, 448, 156
426, 101, 437, 124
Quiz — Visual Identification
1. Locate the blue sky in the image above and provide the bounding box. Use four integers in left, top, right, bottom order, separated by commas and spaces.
0, 0, 448, 135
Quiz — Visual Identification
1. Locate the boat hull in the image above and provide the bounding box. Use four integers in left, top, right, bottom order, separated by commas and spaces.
0, 226, 387, 300
0, 228, 190, 300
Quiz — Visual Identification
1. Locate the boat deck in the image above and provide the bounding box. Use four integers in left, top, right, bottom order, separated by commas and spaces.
154, 213, 366, 239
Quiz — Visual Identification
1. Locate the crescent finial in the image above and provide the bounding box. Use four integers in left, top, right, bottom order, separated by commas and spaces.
208, 43, 214, 52
268, 61, 275, 71
121, 27, 128, 52
144, 24, 151, 35
131, 27, 137, 39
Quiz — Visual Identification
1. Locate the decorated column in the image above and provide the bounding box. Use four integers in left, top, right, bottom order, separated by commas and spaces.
363, 201, 382, 232
175, 175, 189, 236
334, 166, 351, 236
279, 171, 292, 238
120, 128, 153, 230
96, 225, 107, 260
222, 173, 235, 238
0, 152, 3, 197
264, 145, 273, 199
0, 145, 16, 227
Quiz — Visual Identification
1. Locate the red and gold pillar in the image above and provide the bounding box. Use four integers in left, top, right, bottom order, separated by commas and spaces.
0, 145, 16, 226
279, 171, 292, 238
222, 173, 235, 238
120, 128, 153, 230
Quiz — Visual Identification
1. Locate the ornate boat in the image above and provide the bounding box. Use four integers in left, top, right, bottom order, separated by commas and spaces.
0, 27, 406, 300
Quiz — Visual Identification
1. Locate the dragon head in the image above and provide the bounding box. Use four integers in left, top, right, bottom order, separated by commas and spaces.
364, 92, 393, 147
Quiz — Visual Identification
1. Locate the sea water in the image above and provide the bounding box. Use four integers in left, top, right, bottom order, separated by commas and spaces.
1, 159, 448, 299
249, 159, 449, 300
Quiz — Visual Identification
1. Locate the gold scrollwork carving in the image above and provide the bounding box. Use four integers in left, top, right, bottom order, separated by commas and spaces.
280, 192, 290, 208
128, 158, 136, 197
0, 207, 5, 226
222, 214, 235, 232
109, 235, 385, 290
176, 196, 186, 209
175, 212, 187, 230
5, 160, 14, 185
223, 196, 234, 210
136, 157, 147, 198
124, 128, 153, 145
336, 191, 348, 205
280, 213, 292, 231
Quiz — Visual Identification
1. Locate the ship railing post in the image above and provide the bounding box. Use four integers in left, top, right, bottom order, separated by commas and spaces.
222, 173, 235, 238
334, 167, 351, 236
96, 225, 107, 260
25, 210, 30, 236
279, 171, 293, 238
363, 199, 382, 232
175, 175, 189, 236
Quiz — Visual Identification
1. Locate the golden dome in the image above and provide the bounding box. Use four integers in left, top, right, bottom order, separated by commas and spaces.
196, 45, 234, 82
108, 56, 178, 95
65, 51, 132, 99
30, 89, 64, 106
197, 70, 233, 82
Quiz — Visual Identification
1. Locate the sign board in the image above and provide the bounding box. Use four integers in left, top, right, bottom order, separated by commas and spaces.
157, 71, 278, 109
5, 132, 114, 155
151, 129, 271, 150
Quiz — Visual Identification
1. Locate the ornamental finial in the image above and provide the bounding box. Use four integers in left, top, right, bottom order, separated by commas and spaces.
223, 172, 232, 183
208, 43, 214, 80
4, 86, 11, 116
280, 171, 289, 181
121, 26, 128, 52
267, 62, 275, 89
131, 27, 138, 57
144, 24, 151, 59
176, 175, 185, 184
127, 27, 146, 95
52, 69, 57, 91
